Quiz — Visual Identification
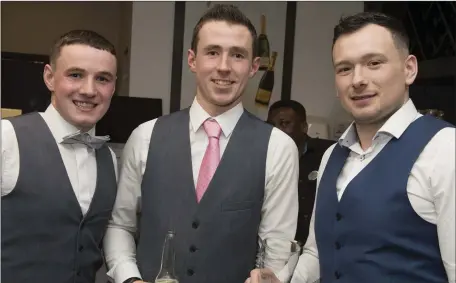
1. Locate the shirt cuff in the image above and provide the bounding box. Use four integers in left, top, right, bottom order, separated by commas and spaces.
107, 261, 142, 283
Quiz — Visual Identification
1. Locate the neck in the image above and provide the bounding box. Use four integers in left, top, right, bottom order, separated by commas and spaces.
355, 122, 383, 151
195, 90, 241, 117
355, 97, 409, 150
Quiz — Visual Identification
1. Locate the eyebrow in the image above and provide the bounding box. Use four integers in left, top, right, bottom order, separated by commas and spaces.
203, 45, 249, 55
66, 67, 85, 73
203, 44, 221, 52
231, 46, 249, 55
334, 52, 386, 68
66, 67, 115, 79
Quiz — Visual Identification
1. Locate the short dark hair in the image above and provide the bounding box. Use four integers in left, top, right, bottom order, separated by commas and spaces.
50, 30, 116, 66
268, 100, 307, 121
191, 4, 258, 57
333, 12, 410, 53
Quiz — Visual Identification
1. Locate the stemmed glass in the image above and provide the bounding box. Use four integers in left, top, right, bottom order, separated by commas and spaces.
256, 237, 302, 283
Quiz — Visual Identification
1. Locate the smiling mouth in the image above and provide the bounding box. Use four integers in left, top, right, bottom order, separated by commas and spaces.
351, 94, 377, 101
74, 100, 97, 110
211, 79, 235, 86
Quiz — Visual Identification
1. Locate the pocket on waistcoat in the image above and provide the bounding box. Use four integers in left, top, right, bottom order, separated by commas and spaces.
221, 201, 255, 212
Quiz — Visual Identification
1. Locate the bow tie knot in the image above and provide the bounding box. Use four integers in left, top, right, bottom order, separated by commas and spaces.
61, 130, 110, 150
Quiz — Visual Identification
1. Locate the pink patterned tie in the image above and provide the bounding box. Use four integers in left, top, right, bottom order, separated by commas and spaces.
196, 119, 222, 202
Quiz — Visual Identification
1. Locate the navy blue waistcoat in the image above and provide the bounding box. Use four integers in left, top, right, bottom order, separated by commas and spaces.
315, 115, 453, 283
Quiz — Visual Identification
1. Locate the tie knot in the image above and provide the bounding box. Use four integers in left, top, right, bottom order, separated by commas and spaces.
79, 132, 92, 143
61, 130, 110, 150
203, 119, 221, 139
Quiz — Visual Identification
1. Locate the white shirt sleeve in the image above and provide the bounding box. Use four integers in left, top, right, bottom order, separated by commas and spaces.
428, 128, 455, 282
260, 128, 300, 273
1, 119, 20, 196
285, 144, 337, 283
103, 120, 156, 283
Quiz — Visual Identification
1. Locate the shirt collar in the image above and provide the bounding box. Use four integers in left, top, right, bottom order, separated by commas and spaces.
189, 98, 244, 138
41, 104, 96, 143
338, 99, 420, 148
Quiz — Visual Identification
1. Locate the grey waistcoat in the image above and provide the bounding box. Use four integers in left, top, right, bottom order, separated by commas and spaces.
137, 108, 273, 283
1, 113, 117, 283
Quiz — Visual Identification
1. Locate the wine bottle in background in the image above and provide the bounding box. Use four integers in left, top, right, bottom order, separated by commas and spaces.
155, 231, 179, 283
255, 51, 277, 106
258, 14, 270, 71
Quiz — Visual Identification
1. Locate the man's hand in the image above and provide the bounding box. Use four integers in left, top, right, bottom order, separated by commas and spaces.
245, 268, 282, 283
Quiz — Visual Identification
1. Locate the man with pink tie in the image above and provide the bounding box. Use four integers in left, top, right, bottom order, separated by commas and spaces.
103, 4, 299, 283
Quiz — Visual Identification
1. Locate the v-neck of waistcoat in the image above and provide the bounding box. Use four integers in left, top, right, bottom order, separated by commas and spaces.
35, 113, 107, 220
181, 109, 249, 208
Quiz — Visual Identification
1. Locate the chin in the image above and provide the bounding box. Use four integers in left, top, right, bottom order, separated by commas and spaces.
72, 116, 98, 130
210, 96, 236, 106
352, 113, 382, 124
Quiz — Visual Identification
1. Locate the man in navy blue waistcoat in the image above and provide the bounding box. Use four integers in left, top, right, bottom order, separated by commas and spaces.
247, 11, 455, 283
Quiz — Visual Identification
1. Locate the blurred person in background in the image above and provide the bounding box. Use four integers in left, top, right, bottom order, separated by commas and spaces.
267, 99, 334, 246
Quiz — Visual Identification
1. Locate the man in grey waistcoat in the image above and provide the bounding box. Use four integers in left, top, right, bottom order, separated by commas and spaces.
103, 4, 299, 283
1, 30, 119, 283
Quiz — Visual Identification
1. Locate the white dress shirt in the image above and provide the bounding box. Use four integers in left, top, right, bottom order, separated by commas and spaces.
287, 99, 455, 283
1, 104, 118, 215
103, 98, 300, 283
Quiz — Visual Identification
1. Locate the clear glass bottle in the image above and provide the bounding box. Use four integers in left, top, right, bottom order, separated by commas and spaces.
155, 230, 179, 283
